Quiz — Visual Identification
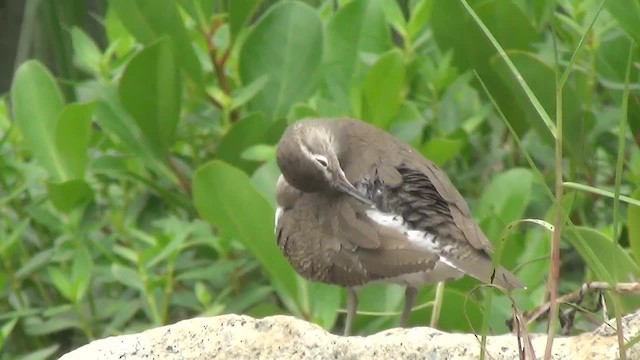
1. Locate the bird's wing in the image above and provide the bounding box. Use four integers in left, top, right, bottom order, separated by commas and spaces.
355, 161, 523, 289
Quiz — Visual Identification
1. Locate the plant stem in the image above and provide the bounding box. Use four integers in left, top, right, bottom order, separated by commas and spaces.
430, 281, 445, 328
544, 34, 564, 360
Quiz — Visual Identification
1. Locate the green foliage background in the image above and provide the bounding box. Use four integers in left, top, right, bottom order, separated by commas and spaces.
1, 0, 640, 358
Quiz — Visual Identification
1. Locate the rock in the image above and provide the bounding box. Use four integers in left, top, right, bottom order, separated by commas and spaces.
59, 310, 640, 360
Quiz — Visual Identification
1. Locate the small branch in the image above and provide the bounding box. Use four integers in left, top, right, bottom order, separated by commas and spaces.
166, 155, 191, 195
521, 282, 640, 327
200, 19, 239, 122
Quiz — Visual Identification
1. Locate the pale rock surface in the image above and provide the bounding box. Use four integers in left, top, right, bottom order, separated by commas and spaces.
59, 310, 640, 360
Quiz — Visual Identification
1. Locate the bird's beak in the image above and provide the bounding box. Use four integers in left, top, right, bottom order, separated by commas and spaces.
335, 173, 374, 206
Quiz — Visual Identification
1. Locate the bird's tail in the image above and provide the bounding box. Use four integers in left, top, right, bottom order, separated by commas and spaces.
445, 249, 525, 290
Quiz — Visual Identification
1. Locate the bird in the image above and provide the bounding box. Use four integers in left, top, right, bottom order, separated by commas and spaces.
274, 118, 524, 336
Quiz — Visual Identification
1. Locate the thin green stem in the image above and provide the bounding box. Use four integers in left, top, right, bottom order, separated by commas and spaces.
610, 39, 636, 360
544, 32, 564, 360
430, 281, 445, 328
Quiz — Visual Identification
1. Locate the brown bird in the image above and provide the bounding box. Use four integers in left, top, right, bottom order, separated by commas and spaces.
274, 118, 523, 336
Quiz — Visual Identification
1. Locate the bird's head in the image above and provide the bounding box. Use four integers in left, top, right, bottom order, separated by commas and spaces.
276, 119, 372, 205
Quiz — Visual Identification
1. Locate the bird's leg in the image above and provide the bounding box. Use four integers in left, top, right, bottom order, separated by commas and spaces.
399, 286, 417, 327
344, 287, 358, 336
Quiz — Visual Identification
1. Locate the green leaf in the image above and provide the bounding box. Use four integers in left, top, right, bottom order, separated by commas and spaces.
239, 1, 323, 121
435, 288, 483, 332
47, 179, 93, 213
111, 264, 144, 291
11, 60, 67, 181
194, 281, 212, 306
627, 189, 640, 262
120, 38, 181, 155
476, 168, 533, 269
420, 138, 464, 166
0, 318, 18, 349
407, 0, 433, 42
230, 75, 270, 111
382, 0, 406, 36
477, 168, 534, 225
565, 227, 640, 310
492, 52, 585, 163
217, 114, 269, 173
49, 267, 74, 301
228, 0, 261, 40
0, 219, 28, 256
323, 0, 391, 114
55, 102, 94, 179
16, 249, 54, 281
94, 86, 175, 180
605, 0, 640, 46
361, 49, 405, 129
17, 344, 59, 360
241, 144, 276, 162
110, 0, 203, 83
307, 282, 341, 330
70, 26, 102, 75
251, 159, 281, 208
71, 245, 93, 302
431, 0, 538, 136
193, 161, 298, 306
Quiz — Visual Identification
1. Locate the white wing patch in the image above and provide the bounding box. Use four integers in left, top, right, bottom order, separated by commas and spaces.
274, 207, 284, 235
365, 209, 463, 272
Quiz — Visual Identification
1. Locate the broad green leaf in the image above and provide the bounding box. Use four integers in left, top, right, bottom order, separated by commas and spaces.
110, 0, 203, 83
323, 0, 391, 114
431, 0, 538, 136
193, 161, 298, 305
476, 168, 533, 268
239, 1, 323, 121
120, 38, 181, 155
492, 52, 585, 164
565, 227, 640, 311
361, 49, 405, 129
94, 86, 175, 181
605, 0, 640, 46
251, 159, 281, 208
47, 180, 93, 213
477, 168, 534, 224
433, 288, 482, 332
354, 284, 404, 333
420, 138, 464, 167
627, 189, 640, 262
241, 144, 276, 162
70, 27, 102, 75
230, 75, 270, 111
11, 61, 67, 181
55, 102, 94, 179
228, 0, 261, 39
307, 282, 341, 330
217, 114, 268, 173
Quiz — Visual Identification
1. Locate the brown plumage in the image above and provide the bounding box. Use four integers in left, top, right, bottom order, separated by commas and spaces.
275, 118, 524, 335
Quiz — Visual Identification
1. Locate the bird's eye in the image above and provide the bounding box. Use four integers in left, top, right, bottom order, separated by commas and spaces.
314, 155, 328, 167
